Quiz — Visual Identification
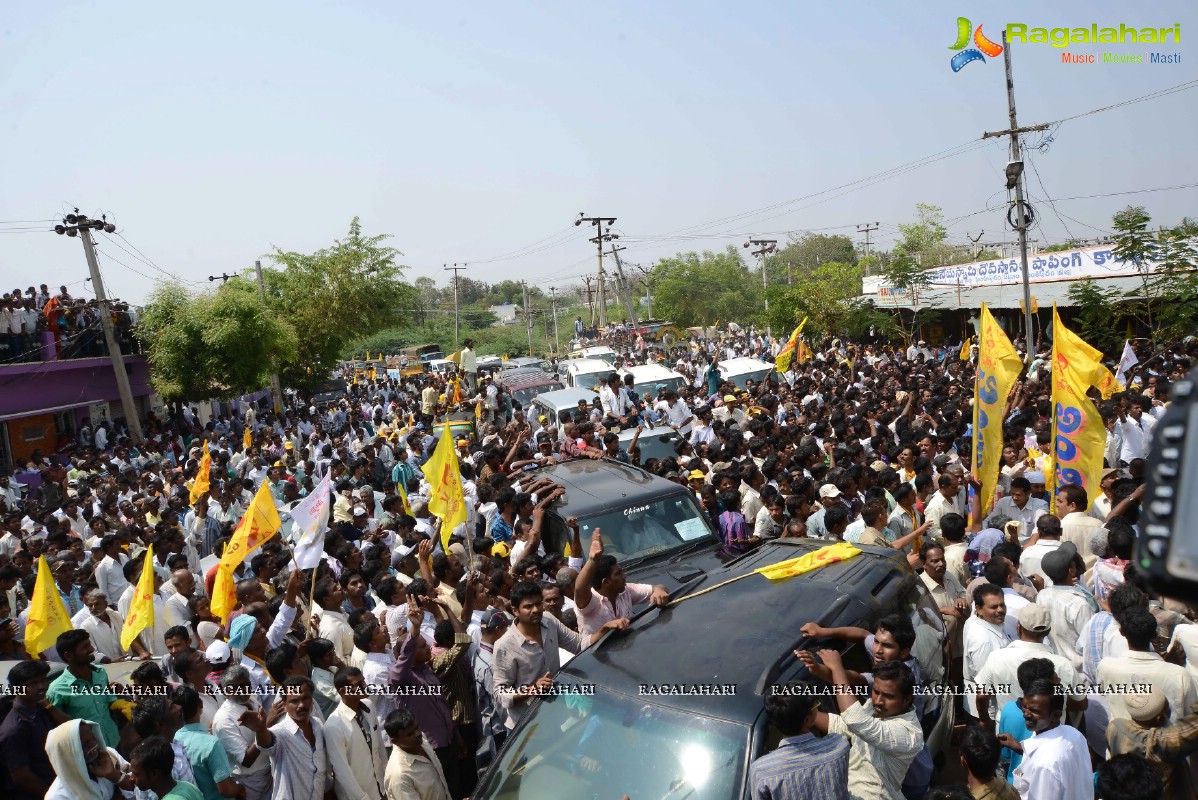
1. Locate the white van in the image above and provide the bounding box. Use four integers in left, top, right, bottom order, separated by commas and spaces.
567, 345, 618, 365
562, 358, 614, 392
717, 356, 777, 390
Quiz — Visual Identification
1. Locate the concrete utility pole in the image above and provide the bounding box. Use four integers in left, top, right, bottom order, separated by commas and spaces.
521, 281, 534, 356
636, 265, 654, 319
582, 275, 596, 325
54, 211, 144, 445
744, 238, 778, 314
857, 222, 879, 258
443, 262, 467, 349
982, 31, 1050, 360
548, 287, 560, 353
575, 214, 617, 328
254, 260, 286, 414
607, 244, 639, 329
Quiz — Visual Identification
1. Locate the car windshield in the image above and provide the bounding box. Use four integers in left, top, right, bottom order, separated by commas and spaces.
633, 374, 685, 396
572, 372, 605, 391
621, 430, 681, 462
577, 490, 713, 563
513, 383, 562, 410
474, 683, 747, 800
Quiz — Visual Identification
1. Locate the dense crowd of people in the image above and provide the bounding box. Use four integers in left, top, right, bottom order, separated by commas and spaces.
0, 322, 1195, 800
0, 283, 140, 363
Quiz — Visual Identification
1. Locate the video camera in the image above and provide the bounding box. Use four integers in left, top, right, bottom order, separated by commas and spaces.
1137, 370, 1198, 601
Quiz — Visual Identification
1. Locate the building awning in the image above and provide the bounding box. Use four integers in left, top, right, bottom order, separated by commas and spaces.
0, 400, 93, 423
860, 275, 1148, 312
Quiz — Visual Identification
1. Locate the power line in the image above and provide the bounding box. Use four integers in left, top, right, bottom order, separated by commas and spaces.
1043, 78, 1198, 128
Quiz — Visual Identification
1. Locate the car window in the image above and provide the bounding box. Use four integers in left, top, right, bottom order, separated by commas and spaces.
574, 492, 713, 563
474, 684, 747, 800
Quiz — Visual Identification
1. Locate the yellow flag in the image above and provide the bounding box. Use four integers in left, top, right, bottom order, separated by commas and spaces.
971, 306, 1022, 518
796, 340, 813, 366
1049, 305, 1111, 513
120, 545, 156, 651
243, 426, 253, 450
189, 442, 211, 504
451, 377, 462, 405
398, 482, 414, 516
211, 481, 283, 621
446, 350, 462, 365
25, 555, 73, 655
369, 367, 377, 381
424, 430, 467, 551
959, 337, 972, 361
366, 351, 372, 361
774, 317, 809, 373
755, 542, 861, 582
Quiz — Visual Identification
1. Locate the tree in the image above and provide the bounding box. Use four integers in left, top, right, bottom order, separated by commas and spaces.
266, 218, 416, 389
1147, 217, 1198, 344
650, 246, 760, 327
769, 233, 857, 285
137, 280, 298, 404
1065, 278, 1123, 355
763, 261, 896, 341
412, 276, 442, 324
1111, 205, 1159, 328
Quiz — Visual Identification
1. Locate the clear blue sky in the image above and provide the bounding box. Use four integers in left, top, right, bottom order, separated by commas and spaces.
1, 0, 1195, 303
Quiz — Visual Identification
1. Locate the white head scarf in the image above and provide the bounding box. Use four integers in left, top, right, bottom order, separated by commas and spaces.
44, 719, 112, 800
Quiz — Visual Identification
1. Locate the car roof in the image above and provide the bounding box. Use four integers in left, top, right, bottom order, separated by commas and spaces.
534, 458, 690, 518
564, 358, 613, 374
560, 539, 914, 721
533, 388, 597, 410
618, 363, 684, 379
718, 356, 776, 376
497, 369, 552, 386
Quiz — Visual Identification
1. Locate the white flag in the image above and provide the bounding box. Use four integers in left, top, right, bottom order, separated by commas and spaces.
290, 471, 332, 570
1115, 340, 1139, 389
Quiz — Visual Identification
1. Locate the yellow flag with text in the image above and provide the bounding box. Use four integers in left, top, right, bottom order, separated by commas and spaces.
959, 337, 972, 361
121, 545, 157, 651
25, 556, 73, 655
211, 481, 282, 621
189, 442, 211, 504
424, 430, 468, 551
755, 542, 861, 582
971, 305, 1023, 517
774, 317, 809, 373
1049, 305, 1112, 513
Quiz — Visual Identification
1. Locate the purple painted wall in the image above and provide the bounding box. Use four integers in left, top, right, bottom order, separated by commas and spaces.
0, 355, 152, 418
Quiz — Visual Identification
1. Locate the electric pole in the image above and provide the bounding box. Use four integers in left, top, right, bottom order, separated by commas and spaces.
208, 273, 235, 284
967, 231, 985, 259
575, 214, 617, 328
254, 260, 285, 414
54, 211, 143, 445
582, 275, 596, 325
636, 265, 654, 319
857, 222, 879, 258
744, 239, 777, 327
983, 30, 1050, 360
521, 281, 534, 356
548, 287, 560, 353
443, 262, 467, 349
607, 244, 639, 330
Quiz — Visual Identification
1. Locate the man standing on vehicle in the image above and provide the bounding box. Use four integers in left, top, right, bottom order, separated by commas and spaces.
492, 580, 629, 728
573, 529, 669, 637
460, 339, 478, 395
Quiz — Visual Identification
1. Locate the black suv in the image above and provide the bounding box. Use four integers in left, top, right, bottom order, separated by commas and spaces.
473, 539, 921, 800
531, 458, 727, 589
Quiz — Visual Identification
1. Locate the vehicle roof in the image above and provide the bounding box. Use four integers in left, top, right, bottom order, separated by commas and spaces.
618, 363, 684, 380
718, 356, 775, 376
502, 357, 546, 368
427, 358, 453, 366
535, 458, 690, 518
564, 358, 613, 374
495, 368, 546, 384
560, 539, 913, 721
501, 373, 561, 390
533, 388, 597, 410
578, 345, 616, 355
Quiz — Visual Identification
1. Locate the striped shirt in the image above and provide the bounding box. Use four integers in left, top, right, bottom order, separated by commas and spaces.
748, 732, 849, 800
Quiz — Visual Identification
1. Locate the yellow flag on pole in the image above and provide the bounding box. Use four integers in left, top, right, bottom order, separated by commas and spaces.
189, 442, 211, 504
397, 482, 414, 516
774, 317, 808, 373
1048, 304, 1113, 513
243, 426, 253, 450
755, 542, 861, 582
424, 430, 468, 551
971, 305, 1022, 517
451, 377, 463, 405
959, 337, 972, 361
120, 545, 156, 651
25, 555, 73, 655
210, 481, 283, 621
796, 340, 813, 366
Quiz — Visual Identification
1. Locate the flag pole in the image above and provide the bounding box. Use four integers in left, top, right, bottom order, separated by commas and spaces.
306, 567, 319, 636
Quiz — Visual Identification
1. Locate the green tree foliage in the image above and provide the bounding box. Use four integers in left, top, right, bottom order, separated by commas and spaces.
1065, 278, 1124, 355
137, 280, 298, 403
649, 246, 760, 327
764, 261, 896, 341
769, 233, 857, 285
1147, 217, 1198, 344
1111, 205, 1159, 328
265, 218, 416, 389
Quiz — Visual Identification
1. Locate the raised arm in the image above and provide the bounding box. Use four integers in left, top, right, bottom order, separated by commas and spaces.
572, 528, 605, 613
